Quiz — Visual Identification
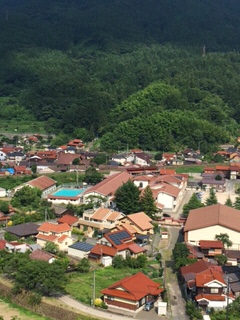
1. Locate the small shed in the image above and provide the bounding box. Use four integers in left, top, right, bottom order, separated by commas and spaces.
0, 187, 6, 198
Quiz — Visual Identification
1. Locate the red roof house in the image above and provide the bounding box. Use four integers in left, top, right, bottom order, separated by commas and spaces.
101, 272, 163, 311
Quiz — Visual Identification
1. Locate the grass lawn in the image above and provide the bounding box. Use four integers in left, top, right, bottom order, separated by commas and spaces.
175, 165, 204, 174
65, 263, 162, 305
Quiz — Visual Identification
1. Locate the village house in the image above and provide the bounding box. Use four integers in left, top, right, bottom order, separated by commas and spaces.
117, 212, 154, 238
68, 242, 94, 259
78, 207, 124, 237
101, 272, 163, 311
184, 204, 240, 250
36, 222, 73, 251
82, 171, 132, 207
13, 175, 56, 197
29, 249, 56, 263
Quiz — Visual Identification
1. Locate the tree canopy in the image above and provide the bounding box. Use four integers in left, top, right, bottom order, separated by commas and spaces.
182, 193, 204, 218
114, 180, 141, 214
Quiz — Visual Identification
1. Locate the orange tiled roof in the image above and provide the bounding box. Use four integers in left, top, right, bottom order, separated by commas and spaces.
91, 208, 111, 221
107, 211, 123, 222
195, 294, 225, 302
126, 212, 153, 231
196, 269, 225, 287
58, 234, 68, 242
57, 215, 78, 226
38, 222, 71, 233
36, 234, 58, 242
127, 243, 145, 254
101, 272, 163, 301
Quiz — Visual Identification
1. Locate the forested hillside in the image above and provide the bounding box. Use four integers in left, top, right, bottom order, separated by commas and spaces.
1, 0, 240, 152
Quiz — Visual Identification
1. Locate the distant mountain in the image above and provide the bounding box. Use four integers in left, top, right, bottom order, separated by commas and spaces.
0, 0, 240, 152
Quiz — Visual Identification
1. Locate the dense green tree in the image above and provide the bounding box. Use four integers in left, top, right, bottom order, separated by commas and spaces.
182, 193, 204, 218
112, 255, 126, 269
114, 180, 141, 214
215, 233, 232, 248
11, 186, 42, 208
205, 188, 218, 206
225, 197, 233, 207
83, 167, 103, 185
78, 258, 90, 273
0, 201, 9, 214
140, 186, 158, 219
14, 260, 67, 296
172, 243, 196, 269
234, 196, 240, 210
72, 157, 80, 165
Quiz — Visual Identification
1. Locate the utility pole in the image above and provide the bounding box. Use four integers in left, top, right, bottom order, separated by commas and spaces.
202, 44, 206, 57
93, 270, 96, 307
226, 277, 230, 320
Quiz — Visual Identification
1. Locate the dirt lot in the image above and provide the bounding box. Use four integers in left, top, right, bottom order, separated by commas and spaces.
201, 190, 237, 204
0, 300, 22, 320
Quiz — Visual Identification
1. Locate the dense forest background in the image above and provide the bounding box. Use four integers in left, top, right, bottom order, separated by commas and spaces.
1, 0, 240, 152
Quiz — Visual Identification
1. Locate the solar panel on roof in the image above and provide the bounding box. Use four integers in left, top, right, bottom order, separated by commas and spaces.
69, 242, 94, 252
108, 231, 130, 245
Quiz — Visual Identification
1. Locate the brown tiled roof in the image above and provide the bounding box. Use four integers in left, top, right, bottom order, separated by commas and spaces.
199, 240, 223, 249
84, 171, 132, 197
151, 183, 180, 198
101, 272, 163, 301
0, 240, 6, 250
30, 249, 55, 262
38, 222, 71, 233
180, 260, 211, 277
159, 169, 176, 175
215, 165, 230, 171
90, 244, 117, 257
57, 215, 78, 226
126, 212, 153, 231
27, 175, 56, 190
57, 152, 80, 165
184, 204, 240, 232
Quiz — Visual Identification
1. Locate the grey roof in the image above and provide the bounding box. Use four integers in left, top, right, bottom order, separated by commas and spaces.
230, 282, 240, 293
68, 242, 94, 252
5, 223, 39, 237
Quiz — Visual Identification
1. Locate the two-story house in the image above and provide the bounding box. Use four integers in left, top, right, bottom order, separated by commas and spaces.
36, 222, 73, 251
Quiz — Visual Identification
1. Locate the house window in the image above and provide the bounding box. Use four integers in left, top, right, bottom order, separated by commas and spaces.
107, 296, 114, 301
211, 288, 218, 294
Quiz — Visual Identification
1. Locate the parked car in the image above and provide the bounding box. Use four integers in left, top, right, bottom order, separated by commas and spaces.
143, 300, 154, 311
163, 213, 171, 218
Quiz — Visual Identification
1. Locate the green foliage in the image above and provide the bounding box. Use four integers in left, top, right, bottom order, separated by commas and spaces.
4, 232, 18, 242
182, 193, 204, 218
11, 186, 42, 208
205, 188, 218, 206
172, 243, 196, 269
83, 167, 103, 185
215, 233, 233, 248
14, 259, 67, 296
215, 254, 227, 266
78, 258, 90, 273
44, 242, 59, 255
186, 301, 203, 320
0, 201, 9, 214
234, 196, 240, 210
225, 197, 233, 207
140, 186, 158, 219
114, 180, 141, 214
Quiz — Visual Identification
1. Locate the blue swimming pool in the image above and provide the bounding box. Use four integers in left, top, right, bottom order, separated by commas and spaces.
52, 188, 85, 197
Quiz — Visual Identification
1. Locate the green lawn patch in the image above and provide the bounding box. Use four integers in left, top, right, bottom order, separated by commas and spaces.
65, 266, 162, 305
